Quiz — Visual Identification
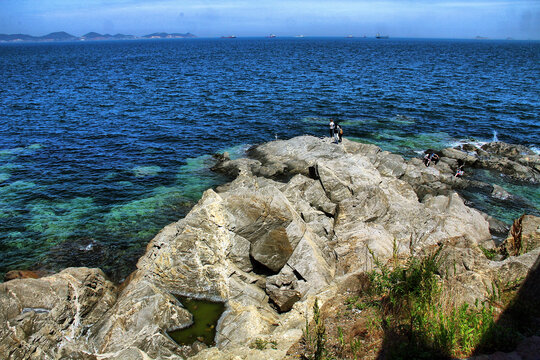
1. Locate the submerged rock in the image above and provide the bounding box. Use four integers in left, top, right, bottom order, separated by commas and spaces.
491, 184, 512, 200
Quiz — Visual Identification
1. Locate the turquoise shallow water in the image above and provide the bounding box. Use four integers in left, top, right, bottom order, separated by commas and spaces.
0, 38, 538, 281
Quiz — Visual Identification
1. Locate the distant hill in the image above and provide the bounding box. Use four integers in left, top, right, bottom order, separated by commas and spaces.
40, 31, 78, 41
0, 31, 195, 43
0, 33, 37, 41
81, 32, 136, 41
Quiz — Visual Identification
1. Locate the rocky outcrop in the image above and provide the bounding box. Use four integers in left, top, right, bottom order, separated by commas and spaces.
0, 136, 537, 360
0, 268, 116, 359
441, 141, 540, 184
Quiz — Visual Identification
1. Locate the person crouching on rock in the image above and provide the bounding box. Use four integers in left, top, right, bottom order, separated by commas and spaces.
455, 160, 465, 177
423, 151, 440, 167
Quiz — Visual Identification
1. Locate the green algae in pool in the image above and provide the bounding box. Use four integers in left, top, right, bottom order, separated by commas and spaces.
168, 296, 226, 346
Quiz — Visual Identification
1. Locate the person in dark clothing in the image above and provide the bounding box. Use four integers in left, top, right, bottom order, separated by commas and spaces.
423, 150, 440, 167
336, 124, 343, 142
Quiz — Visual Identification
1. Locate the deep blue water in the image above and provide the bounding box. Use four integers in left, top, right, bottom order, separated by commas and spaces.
1, 38, 539, 280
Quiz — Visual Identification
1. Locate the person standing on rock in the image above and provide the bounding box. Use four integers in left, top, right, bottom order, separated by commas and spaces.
333, 123, 341, 143
336, 124, 343, 143
329, 119, 335, 138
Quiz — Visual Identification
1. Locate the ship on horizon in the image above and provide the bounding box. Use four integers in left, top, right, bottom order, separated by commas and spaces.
376, 33, 389, 39
221, 35, 237, 39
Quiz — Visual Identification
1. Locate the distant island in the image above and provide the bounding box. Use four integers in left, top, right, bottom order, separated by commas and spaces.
0, 31, 196, 43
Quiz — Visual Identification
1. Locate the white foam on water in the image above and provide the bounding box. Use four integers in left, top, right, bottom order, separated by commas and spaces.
81, 243, 94, 251
448, 138, 489, 149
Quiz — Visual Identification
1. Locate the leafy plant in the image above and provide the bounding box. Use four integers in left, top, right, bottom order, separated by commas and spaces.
250, 338, 277, 350
350, 337, 363, 360
302, 298, 327, 360
479, 246, 498, 260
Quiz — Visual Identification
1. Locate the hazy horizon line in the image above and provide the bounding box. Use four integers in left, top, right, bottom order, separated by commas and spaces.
1, 31, 538, 41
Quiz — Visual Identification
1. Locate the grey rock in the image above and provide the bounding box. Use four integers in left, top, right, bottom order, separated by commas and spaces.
0, 268, 117, 360
492, 184, 512, 200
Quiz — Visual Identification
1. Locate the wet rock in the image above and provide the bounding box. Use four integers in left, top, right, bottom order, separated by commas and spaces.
481, 142, 536, 158
485, 215, 510, 239
213, 151, 230, 162
492, 184, 512, 200
3, 269, 48, 282
442, 141, 540, 184
212, 157, 261, 178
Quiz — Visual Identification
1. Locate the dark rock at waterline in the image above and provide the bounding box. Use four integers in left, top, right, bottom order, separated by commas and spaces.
486, 216, 511, 238
3, 269, 48, 282
44, 237, 139, 283
444, 141, 540, 184
491, 184, 512, 200
481, 142, 536, 158
212, 151, 230, 162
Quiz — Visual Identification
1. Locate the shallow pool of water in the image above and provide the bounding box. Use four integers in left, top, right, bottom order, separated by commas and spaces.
168, 295, 226, 347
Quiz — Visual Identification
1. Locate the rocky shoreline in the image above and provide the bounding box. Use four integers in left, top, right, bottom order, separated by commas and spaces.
1, 136, 539, 359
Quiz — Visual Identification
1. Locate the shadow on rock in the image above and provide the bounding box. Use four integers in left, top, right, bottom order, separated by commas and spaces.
470, 254, 540, 359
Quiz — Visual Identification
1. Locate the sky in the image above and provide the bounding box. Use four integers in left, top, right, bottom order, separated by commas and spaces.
1, 0, 539, 40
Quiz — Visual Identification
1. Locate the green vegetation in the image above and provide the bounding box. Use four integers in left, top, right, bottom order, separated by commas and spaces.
365, 248, 520, 359
250, 338, 277, 350
300, 248, 527, 360
479, 245, 498, 260
302, 298, 327, 360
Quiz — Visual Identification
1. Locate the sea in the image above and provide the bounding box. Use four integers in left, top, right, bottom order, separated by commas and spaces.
1, 38, 539, 281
